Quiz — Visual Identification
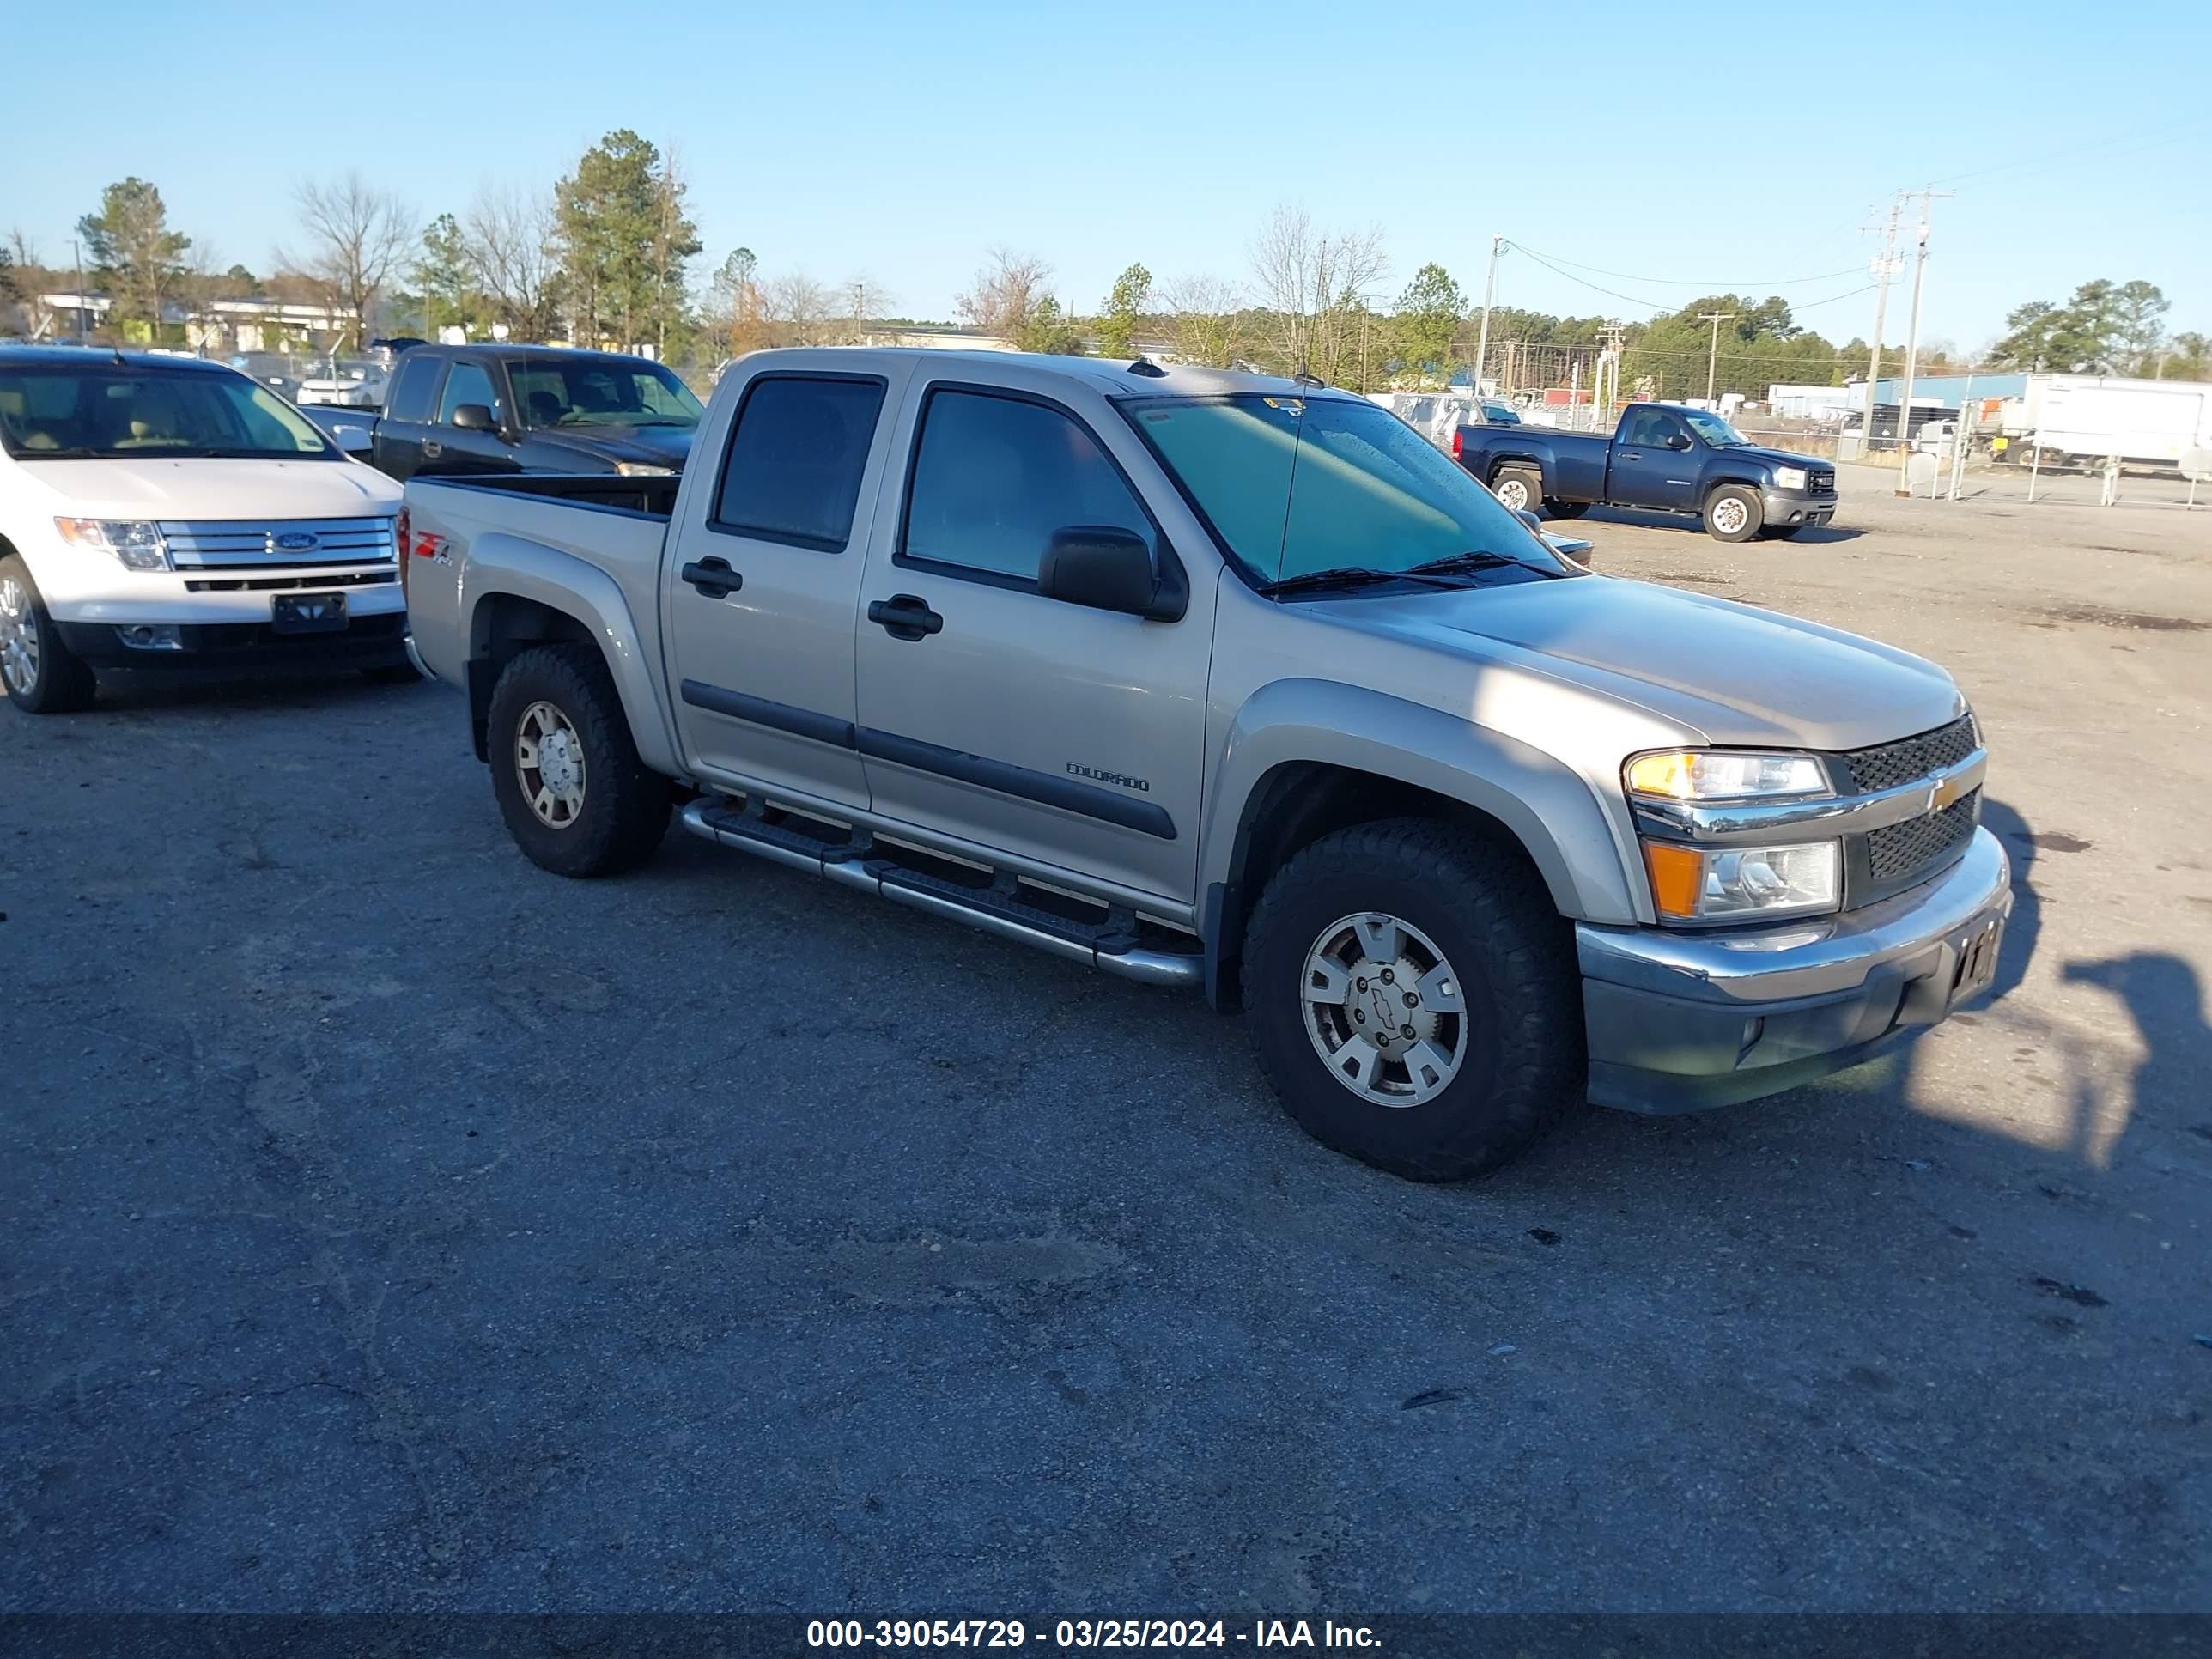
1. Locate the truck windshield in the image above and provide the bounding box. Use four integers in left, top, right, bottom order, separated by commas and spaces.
507, 359, 705, 430
1124, 393, 1569, 589
0, 365, 336, 461
1681, 410, 1751, 447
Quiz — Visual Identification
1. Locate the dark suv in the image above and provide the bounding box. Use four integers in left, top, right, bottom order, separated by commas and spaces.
370, 345, 705, 482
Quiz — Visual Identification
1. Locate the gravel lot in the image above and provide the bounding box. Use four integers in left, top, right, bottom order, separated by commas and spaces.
4, 465, 2209, 1614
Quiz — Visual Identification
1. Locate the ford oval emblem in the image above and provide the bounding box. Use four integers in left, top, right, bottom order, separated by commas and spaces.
271, 531, 320, 552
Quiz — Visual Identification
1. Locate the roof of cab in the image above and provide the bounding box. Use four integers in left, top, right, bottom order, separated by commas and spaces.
0, 344, 233, 373
733, 346, 1346, 401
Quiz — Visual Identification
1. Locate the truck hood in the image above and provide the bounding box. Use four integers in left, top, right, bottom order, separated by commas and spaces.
530, 425, 696, 470
11, 456, 402, 520
1346, 575, 1963, 750
1715, 442, 1831, 473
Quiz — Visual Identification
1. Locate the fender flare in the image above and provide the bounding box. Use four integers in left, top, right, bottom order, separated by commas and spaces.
1198, 678, 1644, 929
462, 533, 683, 776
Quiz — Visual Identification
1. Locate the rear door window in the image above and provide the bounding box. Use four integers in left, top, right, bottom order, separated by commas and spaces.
710, 374, 885, 551
386, 355, 443, 423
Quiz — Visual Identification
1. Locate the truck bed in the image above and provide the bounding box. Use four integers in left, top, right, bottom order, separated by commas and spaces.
400, 474, 677, 690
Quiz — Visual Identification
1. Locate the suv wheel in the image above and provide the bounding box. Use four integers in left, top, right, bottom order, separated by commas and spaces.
1241, 819, 1583, 1182
1492, 467, 1541, 514
0, 556, 97, 714
486, 643, 669, 877
1703, 485, 1763, 543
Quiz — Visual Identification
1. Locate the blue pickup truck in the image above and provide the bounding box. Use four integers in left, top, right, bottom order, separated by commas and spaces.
1451, 403, 1838, 542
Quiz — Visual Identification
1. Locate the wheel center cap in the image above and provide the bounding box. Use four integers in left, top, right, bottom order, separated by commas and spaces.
539, 732, 578, 793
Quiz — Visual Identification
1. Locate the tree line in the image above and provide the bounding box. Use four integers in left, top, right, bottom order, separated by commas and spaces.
6, 171, 2205, 394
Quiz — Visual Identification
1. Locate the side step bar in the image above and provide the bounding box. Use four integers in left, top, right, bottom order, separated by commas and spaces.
678, 798, 1202, 988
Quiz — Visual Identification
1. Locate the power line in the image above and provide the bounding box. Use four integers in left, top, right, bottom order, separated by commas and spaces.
1927, 127, 2186, 189
1507, 243, 1864, 289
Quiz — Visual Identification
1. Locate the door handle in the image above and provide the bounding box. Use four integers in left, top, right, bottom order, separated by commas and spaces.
866, 594, 943, 641
1618, 450, 1640, 459
422, 439, 443, 459
682, 557, 743, 599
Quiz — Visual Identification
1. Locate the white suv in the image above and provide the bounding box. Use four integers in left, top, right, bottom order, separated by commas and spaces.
0, 346, 410, 714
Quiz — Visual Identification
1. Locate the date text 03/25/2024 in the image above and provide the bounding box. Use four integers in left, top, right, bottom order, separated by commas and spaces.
806, 1620, 1381, 1650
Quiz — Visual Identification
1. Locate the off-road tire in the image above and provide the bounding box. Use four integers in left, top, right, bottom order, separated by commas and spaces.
1703, 484, 1764, 543
1241, 818, 1583, 1182
1492, 466, 1543, 515
487, 643, 669, 878
0, 555, 97, 714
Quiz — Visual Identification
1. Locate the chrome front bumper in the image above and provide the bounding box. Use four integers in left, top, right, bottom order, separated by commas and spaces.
1576, 827, 2013, 1113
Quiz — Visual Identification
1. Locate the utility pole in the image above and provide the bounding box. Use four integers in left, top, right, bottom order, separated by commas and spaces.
1473, 234, 1504, 395
1894, 183, 1954, 493
1860, 198, 1902, 459
1698, 311, 1737, 404
72, 238, 88, 343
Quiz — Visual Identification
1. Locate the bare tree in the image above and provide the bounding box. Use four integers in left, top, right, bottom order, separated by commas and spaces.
760, 272, 836, 346
956, 248, 1052, 340
463, 185, 562, 342
1247, 204, 1387, 381
283, 173, 414, 348
1161, 274, 1245, 368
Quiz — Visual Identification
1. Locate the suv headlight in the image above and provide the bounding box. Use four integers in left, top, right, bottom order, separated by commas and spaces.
1625, 749, 1832, 801
1771, 465, 1808, 491
1626, 748, 1842, 922
1643, 840, 1840, 922
55, 518, 170, 571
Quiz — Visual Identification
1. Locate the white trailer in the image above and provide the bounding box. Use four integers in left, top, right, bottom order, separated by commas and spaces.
2014, 374, 2212, 471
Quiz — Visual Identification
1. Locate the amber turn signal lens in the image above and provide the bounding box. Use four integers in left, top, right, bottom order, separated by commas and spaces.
1644, 842, 1706, 921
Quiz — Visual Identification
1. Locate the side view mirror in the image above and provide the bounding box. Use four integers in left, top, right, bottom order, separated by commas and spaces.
1664, 431, 1692, 451
1511, 507, 1544, 533
451, 403, 497, 433
1038, 526, 1188, 622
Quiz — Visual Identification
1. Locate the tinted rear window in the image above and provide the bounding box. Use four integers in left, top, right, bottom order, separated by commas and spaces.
386, 355, 443, 422
711, 376, 885, 551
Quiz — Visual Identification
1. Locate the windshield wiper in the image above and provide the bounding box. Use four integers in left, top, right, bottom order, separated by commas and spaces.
1262, 565, 1474, 598
1406, 548, 1557, 578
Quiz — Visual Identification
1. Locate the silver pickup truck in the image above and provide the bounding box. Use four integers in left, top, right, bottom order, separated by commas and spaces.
402, 349, 2011, 1181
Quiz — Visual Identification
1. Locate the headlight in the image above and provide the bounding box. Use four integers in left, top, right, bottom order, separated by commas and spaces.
614, 462, 677, 477
56, 518, 170, 571
1771, 466, 1808, 491
1625, 750, 1832, 802
1644, 839, 1840, 922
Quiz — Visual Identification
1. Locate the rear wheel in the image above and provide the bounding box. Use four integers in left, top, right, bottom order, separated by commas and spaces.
0, 556, 97, 714
486, 643, 669, 877
1241, 819, 1583, 1182
1491, 467, 1542, 514
1703, 485, 1763, 543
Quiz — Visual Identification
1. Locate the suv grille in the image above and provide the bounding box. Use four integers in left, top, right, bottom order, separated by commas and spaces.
1866, 788, 1981, 883
158, 516, 398, 570
1836, 714, 1978, 793
1808, 469, 1836, 494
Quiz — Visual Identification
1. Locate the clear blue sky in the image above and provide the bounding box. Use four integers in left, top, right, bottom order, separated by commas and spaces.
9, 0, 2206, 356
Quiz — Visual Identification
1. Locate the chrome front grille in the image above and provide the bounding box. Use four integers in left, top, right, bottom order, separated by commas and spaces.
1836, 715, 1978, 794
158, 516, 398, 570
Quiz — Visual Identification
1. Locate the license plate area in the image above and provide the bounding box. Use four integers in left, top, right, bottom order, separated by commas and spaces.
272, 592, 348, 634
1951, 917, 2002, 1005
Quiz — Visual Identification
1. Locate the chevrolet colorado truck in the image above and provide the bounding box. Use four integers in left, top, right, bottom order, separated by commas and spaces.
401, 349, 2010, 1181
0, 346, 411, 713
1454, 401, 1839, 541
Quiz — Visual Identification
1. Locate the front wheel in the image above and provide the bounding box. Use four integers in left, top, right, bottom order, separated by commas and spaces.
1703, 485, 1764, 543
0, 556, 97, 714
1241, 820, 1583, 1182
486, 643, 670, 877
